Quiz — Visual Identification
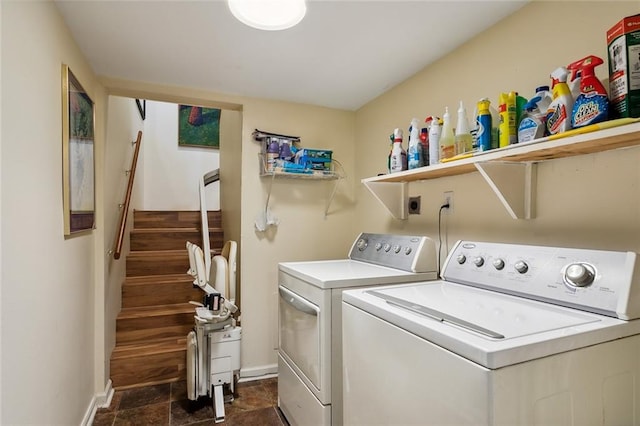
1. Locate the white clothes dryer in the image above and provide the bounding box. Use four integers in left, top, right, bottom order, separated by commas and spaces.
278, 233, 438, 426
342, 240, 640, 426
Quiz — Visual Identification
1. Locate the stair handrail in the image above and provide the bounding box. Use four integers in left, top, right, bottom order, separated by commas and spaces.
112, 130, 143, 260
199, 169, 220, 275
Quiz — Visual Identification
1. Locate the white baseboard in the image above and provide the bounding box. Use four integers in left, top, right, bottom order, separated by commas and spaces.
81, 380, 114, 426
240, 363, 277, 379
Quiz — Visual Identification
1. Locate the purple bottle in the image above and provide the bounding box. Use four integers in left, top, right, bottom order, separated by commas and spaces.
266, 138, 280, 173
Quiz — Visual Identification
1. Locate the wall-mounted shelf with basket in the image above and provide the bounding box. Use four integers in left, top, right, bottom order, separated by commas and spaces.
362, 118, 640, 220
253, 129, 345, 224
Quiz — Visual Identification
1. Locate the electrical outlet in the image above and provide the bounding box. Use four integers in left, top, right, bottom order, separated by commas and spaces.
443, 191, 454, 214
408, 196, 421, 214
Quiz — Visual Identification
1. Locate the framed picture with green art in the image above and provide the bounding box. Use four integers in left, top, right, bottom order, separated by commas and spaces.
178, 104, 221, 149
62, 64, 95, 236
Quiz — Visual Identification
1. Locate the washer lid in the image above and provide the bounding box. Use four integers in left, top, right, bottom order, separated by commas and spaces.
279, 259, 437, 289
343, 281, 640, 369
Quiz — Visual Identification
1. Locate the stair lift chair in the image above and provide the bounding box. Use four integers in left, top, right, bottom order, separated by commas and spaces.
186, 241, 241, 423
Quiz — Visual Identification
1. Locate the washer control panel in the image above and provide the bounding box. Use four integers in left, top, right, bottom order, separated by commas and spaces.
348, 233, 437, 273
442, 240, 639, 319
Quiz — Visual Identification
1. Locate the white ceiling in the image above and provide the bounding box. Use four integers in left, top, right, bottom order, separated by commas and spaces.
55, 0, 528, 111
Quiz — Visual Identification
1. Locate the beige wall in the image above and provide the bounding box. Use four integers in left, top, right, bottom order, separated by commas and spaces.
354, 1, 640, 259
103, 96, 144, 388
239, 99, 356, 375
1, 1, 107, 423
142, 101, 221, 211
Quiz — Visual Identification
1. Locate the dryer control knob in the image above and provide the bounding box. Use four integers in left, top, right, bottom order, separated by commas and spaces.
456, 254, 466, 264
514, 260, 529, 274
393, 245, 401, 254
492, 258, 505, 270
375, 242, 383, 251
473, 257, 484, 267
356, 238, 368, 251
565, 263, 595, 287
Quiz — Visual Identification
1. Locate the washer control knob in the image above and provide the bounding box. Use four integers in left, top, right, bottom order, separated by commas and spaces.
404, 247, 412, 255
565, 263, 595, 287
492, 258, 505, 270
514, 260, 529, 274
473, 256, 484, 267
356, 238, 368, 251
456, 254, 466, 264
393, 245, 401, 254
383, 243, 391, 252
375, 242, 383, 251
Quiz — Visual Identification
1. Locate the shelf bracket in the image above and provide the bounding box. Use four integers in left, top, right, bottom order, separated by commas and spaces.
475, 161, 536, 219
363, 181, 408, 220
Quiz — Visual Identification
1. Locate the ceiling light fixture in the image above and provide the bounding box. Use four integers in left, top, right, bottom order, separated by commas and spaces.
228, 0, 306, 31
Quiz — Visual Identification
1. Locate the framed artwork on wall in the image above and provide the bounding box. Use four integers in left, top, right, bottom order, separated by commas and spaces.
62, 64, 95, 236
178, 104, 221, 149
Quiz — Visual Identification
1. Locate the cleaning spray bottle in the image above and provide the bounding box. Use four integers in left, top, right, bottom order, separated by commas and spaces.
567, 59, 582, 100
428, 116, 441, 165
420, 118, 431, 166
439, 107, 455, 160
476, 98, 492, 152
518, 96, 547, 143
455, 101, 473, 155
546, 66, 574, 135
489, 100, 500, 149
407, 118, 423, 170
389, 128, 407, 173
569, 55, 609, 128
498, 92, 517, 147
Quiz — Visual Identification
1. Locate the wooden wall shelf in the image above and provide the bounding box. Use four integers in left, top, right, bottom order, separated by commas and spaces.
362, 119, 640, 220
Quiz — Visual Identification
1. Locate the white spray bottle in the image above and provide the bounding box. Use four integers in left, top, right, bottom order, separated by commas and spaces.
389, 128, 407, 173
455, 101, 473, 155
428, 116, 440, 165
439, 107, 455, 160
407, 118, 423, 169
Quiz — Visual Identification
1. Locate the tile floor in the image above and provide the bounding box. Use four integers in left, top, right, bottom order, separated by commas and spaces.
93, 377, 287, 426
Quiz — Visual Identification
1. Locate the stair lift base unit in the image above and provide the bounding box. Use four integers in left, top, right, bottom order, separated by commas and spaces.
186, 234, 241, 424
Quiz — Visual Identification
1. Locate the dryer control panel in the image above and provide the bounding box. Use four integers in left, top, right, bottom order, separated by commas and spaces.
442, 240, 640, 320
348, 233, 437, 273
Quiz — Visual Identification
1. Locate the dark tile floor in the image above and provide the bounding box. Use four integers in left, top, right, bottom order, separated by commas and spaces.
93, 377, 287, 426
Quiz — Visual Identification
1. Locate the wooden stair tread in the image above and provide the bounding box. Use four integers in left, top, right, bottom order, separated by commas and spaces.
124, 273, 193, 284
117, 303, 194, 319
127, 249, 221, 256
131, 227, 222, 232
112, 337, 187, 359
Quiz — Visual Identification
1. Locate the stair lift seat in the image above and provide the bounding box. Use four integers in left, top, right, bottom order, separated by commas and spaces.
186, 240, 241, 423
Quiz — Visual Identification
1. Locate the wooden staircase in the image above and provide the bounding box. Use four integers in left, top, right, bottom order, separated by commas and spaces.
110, 210, 223, 390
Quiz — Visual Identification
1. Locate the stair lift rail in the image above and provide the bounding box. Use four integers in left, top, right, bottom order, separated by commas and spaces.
199, 169, 219, 277
186, 169, 241, 423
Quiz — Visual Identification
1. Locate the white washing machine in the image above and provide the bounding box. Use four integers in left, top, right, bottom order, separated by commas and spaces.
278, 233, 438, 426
342, 240, 640, 426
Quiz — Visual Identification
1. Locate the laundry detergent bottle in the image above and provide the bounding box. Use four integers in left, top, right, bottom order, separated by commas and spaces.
546, 67, 574, 135
518, 96, 546, 143
569, 55, 609, 128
